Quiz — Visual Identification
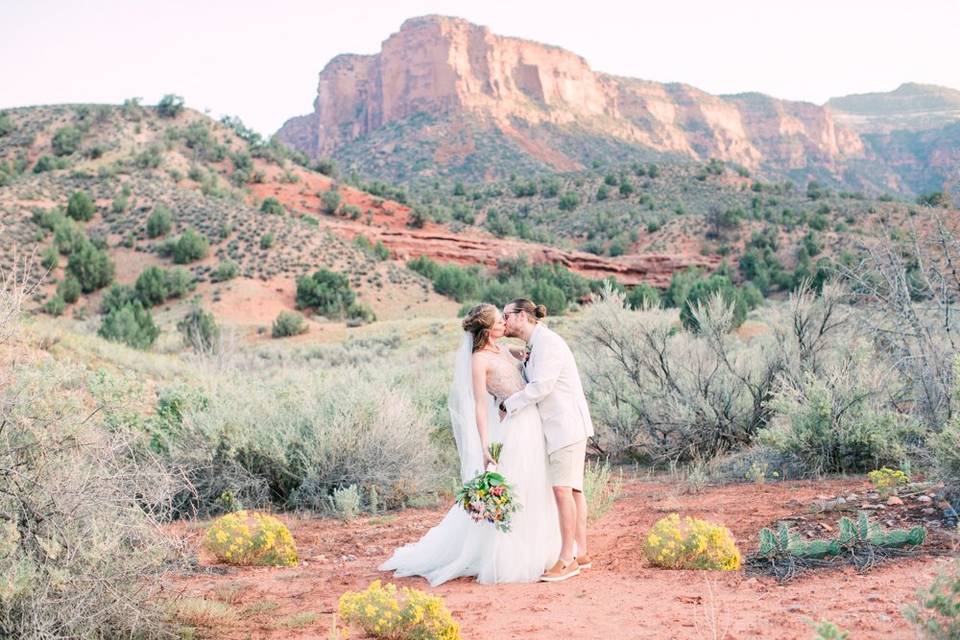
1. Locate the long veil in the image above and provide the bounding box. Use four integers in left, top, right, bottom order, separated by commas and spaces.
448, 333, 500, 483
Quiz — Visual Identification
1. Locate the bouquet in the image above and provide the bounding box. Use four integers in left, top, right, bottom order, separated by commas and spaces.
455, 442, 520, 532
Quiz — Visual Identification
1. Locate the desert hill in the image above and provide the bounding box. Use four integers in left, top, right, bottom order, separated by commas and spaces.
0, 101, 724, 338
827, 82, 960, 133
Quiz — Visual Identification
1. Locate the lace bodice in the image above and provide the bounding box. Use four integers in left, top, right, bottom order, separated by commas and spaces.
485, 347, 525, 404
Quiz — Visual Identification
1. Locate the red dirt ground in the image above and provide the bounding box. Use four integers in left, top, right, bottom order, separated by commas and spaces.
166, 477, 957, 639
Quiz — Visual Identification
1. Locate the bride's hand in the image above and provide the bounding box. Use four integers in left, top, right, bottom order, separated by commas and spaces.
482, 449, 496, 469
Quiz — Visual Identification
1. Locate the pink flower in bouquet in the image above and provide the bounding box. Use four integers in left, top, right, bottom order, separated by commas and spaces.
491, 486, 505, 497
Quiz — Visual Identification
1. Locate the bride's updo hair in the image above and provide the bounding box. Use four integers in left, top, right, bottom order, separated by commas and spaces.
510, 298, 547, 322
462, 303, 499, 353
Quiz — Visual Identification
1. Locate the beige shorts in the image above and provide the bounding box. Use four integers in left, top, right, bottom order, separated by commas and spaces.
548, 439, 587, 491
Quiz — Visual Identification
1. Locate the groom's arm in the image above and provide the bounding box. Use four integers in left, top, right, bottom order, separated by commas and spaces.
502, 342, 563, 416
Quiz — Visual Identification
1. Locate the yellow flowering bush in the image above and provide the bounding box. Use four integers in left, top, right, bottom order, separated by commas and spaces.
338, 580, 460, 640
203, 510, 298, 567
644, 513, 741, 571
868, 467, 909, 497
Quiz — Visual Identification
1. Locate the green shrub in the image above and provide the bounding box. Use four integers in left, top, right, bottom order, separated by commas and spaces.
51, 125, 82, 156
213, 260, 239, 282
146, 204, 173, 238
260, 233, 275, 250
295, 270, 355, 318
134, 145, 162, 169
111, 193, 128, 214
433, 265, 481, 302
321, 190, 341, 214
679, 275, 751, 332
66, 242, 115, 292
171, 229, 209, 264
178, 305, 220, 352
156, 94, 184, 118
40, 246, 59, 270
904, 560, 960, 639
664, 267, 701, 308
558, 191, 580, 211
810, 620, 850, 640
583, 459, 623, 522
33, 155, 64, 173
346, 302, 376, 326
260, 197, 284, 215
101, 284, 137, 314
312, 158, 337, 177
57, 277, 81, 304
511, 180, 537, 197
135, 266, 168, 306
66, 191, 96, 221
272, 310, 308, 338
165, 267, 193, 298
760, 372, 920, 474
934, 360, 960, 496
0, 350, 179, 637
530, 281, 567, 316
98, 301, 159, 349
44, 294, 66, 316
0, 111, 12, 136
916, 191, 953, 209
626, 283, 661, 310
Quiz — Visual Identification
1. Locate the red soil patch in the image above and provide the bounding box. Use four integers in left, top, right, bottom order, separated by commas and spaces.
166, 478, 955, 639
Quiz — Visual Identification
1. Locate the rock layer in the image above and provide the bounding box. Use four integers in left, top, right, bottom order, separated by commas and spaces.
278, 15, 863, 174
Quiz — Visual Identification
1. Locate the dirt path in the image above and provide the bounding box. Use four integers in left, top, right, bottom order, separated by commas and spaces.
167, 478, 956, 639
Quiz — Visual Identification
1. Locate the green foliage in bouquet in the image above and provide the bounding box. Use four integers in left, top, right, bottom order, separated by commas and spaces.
455, 442, 519, 532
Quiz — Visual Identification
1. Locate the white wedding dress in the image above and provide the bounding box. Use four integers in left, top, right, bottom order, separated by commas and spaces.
379, 335, 561, 585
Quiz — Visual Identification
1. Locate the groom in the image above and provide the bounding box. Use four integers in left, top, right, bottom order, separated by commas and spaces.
500, 298, 594, 582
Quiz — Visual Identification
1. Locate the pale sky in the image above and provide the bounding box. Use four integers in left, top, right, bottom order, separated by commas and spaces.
3, 0, 959, 136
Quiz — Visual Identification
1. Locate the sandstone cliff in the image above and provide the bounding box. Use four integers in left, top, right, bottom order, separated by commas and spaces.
277, 15, 957, 195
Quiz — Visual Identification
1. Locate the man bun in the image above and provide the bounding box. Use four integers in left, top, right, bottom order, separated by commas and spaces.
510, 298, 546, 322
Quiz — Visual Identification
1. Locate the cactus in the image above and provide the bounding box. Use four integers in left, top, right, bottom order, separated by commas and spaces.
870, 526, 926, 548
837, 516, 858, 547
792, 539, 842, 559
756, 522, 839, 559
750, 512, 927, 582
858, 512, 871, 540
758, 527, 778, 557
839, 512, 926, 549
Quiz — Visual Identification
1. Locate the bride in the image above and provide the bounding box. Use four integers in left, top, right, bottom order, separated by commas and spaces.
379, 303, 561, 585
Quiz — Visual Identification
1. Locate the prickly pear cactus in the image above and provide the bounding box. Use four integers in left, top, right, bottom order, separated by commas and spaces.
793, 539, 841, 559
